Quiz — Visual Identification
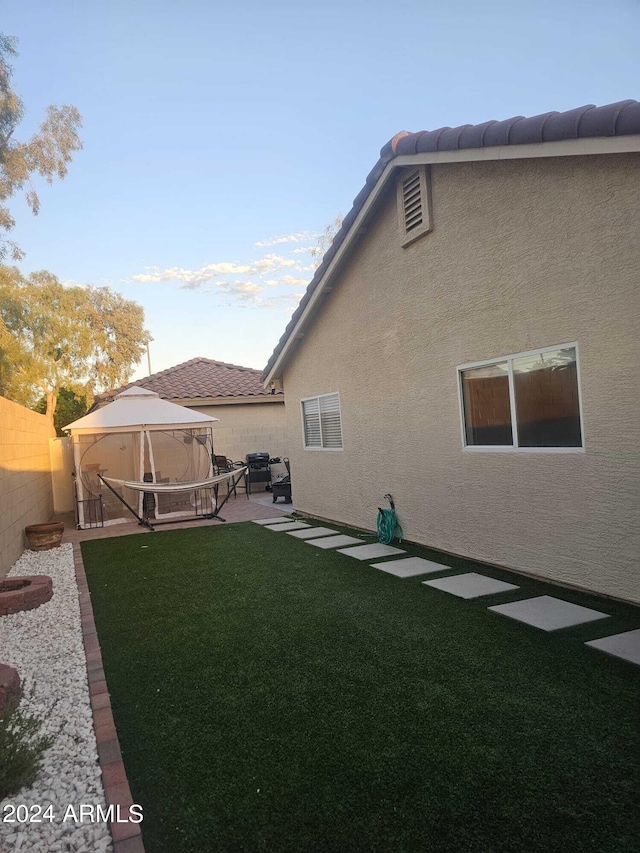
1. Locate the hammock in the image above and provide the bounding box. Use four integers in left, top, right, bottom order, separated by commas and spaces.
102, 467, 247, 494
96, 467, 248, 531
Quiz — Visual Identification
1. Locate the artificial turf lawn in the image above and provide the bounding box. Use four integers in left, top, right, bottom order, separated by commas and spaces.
81, 522, 640, 853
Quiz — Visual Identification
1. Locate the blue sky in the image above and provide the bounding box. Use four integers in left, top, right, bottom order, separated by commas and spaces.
3, 0, 639, 381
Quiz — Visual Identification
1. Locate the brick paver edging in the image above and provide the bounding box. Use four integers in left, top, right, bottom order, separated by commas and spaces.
73, 543, 146, 853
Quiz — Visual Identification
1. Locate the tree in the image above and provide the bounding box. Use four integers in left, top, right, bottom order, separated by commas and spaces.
0, 34, 82, 261
34, 387, 88, 436
309, 215, 343, 269
0, 265, 151, 423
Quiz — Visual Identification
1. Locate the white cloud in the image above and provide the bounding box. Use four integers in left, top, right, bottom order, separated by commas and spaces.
127, 238, 312, 307
218, 280, 264, 294
291, 246, 315, 254
210, 280, 265, 306
257, 292, 303, 311
255, 232, 311, 248
253, 253, 296, 273
279, 275, 309, 287
131, 262, 253, 289
204, 262, 253, 275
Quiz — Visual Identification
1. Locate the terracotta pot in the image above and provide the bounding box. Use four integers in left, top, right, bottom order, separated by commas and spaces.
24, 521, 64, 551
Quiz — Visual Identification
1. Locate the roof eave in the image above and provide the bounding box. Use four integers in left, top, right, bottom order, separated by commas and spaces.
66, 419, 219, 435
262, 133, 640, 387
172, 395, 284, 407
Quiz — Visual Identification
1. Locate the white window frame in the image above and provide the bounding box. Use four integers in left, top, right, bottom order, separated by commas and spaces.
457, 342, 586, 453
300, 392, 344, 451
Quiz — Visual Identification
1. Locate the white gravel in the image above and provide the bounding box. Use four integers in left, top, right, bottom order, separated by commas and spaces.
0, 544, 113, 852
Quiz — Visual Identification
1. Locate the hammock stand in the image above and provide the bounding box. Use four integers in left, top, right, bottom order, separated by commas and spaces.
98, 467, 247, 531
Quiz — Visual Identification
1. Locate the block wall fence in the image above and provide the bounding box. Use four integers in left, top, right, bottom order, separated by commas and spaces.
0, 396, 55, 577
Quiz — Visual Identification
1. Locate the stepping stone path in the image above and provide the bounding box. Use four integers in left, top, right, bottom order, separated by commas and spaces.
423, 572, 519, 599
252, 517, 293, 525
286, 527, 338, 539
370, 557, 452, 578
585, 629, 640, 666
306, 535, 363, 549
263, 521, 311, 532
489, 595, 609, 631
338, 543, 406, 561
260, 518, 639, 666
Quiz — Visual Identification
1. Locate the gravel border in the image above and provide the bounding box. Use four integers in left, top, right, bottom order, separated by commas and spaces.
0, 544, 113, 852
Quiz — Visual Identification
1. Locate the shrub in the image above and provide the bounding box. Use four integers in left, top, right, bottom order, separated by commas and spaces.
0, 686, 54, 800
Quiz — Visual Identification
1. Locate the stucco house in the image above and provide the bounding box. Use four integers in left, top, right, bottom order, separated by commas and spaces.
263, 99, 640, 604
95, 357, 287, 464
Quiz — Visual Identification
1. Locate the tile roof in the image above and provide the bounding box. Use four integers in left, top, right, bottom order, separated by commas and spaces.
262, 99, 640, 381
392, 99, 640, 155
96, 358, 283, 406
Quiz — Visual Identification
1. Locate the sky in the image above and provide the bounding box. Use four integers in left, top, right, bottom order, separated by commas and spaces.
3, 0, 640, 382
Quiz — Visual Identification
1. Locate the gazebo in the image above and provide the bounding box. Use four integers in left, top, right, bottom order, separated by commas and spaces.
64, 386, 223, 529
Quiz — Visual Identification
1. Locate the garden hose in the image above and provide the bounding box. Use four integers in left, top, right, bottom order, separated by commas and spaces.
377, 493, 403, 544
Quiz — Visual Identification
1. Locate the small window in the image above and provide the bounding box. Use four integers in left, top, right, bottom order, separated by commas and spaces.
458, 345, 584, 451
301, 393, 343, 450
397, 166, 432, 247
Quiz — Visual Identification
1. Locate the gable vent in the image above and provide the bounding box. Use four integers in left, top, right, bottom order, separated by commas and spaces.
401, 171, 423, 232
397, 166, 432, 247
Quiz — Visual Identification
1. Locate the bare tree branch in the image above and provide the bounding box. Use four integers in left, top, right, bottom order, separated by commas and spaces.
0, 35, 82, 259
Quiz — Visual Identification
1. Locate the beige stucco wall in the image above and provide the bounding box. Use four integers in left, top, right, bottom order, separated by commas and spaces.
0, 397, 55, 577
281, 153, 640, 603
191, 400, 288, 464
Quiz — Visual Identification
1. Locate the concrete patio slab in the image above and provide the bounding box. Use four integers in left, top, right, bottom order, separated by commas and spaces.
585, 629, 640, 666
306, 535, 364, 549
337, 543, 405, 560
423, 572, 519, 599
252, 517, 293, 525
489, 595, 609, 632
263, 521, 311, 532
370, 557, 452, 578
251, 494, 297, 511
286, 527, 338, 539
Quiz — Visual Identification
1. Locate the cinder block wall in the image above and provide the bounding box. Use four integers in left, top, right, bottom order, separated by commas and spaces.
193, 401, 288, 463
0, 397, 55, 577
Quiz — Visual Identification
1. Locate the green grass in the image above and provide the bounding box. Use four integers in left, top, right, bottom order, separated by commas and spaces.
81, 522, 640, 853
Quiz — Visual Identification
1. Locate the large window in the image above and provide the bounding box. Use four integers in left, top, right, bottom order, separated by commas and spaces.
458, 344, 584, 451
301, 393, 343, 449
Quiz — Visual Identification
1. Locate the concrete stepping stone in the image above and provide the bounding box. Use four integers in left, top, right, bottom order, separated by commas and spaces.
252, 517, 292, 525
306, 535, 363, 549
585, 629, 640, 666
423, 572, 519, 599
286, 527, 338, 539
337, 543, 405, 561
370, 557, 452, 578
263, 521, 311, 532
489, 595, 609, 632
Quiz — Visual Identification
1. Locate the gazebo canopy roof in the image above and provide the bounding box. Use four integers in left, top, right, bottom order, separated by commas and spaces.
64, 386, 220, 435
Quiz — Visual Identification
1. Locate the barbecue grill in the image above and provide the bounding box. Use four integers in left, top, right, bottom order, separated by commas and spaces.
245, 452, 271, 493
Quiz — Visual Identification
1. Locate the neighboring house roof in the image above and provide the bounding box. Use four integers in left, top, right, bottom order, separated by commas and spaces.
95, 357, 284, 408
262, 99, 640, 384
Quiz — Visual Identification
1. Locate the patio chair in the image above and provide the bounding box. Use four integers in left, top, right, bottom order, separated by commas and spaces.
214, 455, 248, 499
